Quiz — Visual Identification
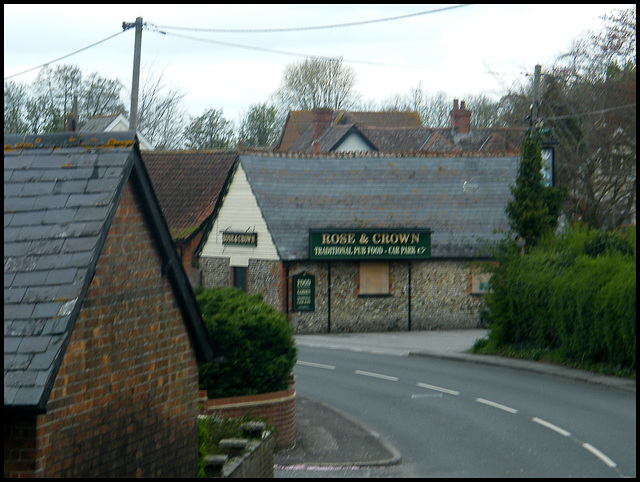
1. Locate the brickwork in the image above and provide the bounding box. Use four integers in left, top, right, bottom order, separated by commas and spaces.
27, 181, 201, 477
4, 413, 37, 477
176, 231, 204, 287
199, 377, 296, 450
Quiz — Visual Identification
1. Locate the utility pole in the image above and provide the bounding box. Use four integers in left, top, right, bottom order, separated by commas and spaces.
123, 17, 143, 131
531, 64, 541, 130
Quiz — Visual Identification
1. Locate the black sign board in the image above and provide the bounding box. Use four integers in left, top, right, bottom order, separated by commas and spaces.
292, 272, 315, 312
222, 231, 258, 246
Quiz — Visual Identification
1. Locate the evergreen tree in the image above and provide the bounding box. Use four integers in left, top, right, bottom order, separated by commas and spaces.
505, 130, 567, 249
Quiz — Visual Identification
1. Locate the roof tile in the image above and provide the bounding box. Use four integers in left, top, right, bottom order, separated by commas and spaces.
142, 151, 237, 240
240, 154, 518, 259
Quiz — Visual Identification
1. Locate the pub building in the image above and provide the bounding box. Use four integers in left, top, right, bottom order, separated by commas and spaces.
198, 153, 518, 333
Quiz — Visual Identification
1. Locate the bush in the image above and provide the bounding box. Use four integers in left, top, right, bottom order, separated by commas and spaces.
478, 224, 635, 375
195, 287, 297, 398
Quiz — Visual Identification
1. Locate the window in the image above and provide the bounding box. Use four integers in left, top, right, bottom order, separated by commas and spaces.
470, 266, 492, 294
359, 262, 390, 295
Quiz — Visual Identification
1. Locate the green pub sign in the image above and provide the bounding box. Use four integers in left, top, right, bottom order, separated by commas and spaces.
309, 228, 431, 260
292, 272, 315, 312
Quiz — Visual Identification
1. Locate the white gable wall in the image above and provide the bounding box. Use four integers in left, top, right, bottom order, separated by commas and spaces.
200, 164, 279, 267
333, 132, 374, 152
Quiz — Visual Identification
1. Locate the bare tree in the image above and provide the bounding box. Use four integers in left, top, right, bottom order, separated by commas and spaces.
30, 64, 83, 131
81, 72, 127, 119
543, 6, 636, 229
380, 84, 449, 126
134, 68, 187, 150
275, 57, 359, 111
4, 80, 29, 134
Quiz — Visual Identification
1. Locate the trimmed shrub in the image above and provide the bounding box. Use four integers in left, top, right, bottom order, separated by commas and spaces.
195, 287, 297, 398
479, 224, 635, 374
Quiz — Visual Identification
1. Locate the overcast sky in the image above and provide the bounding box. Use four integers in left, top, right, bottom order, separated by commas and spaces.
4, 4, 632, 126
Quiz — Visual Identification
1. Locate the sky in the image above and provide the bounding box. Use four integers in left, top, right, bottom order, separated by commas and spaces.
4, 4, 633, 127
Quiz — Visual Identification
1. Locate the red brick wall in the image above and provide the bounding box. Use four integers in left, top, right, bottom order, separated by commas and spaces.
30, 181, 201, 477
4, 413, 37, 477
199, 376, 296, 450
177, 230, 204, 287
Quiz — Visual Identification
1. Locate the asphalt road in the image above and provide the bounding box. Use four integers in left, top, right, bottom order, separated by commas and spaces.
293, 345, 636, 477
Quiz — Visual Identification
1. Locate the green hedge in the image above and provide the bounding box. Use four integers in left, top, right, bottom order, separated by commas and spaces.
479, 224, 635, 375
195, 287, 297, 398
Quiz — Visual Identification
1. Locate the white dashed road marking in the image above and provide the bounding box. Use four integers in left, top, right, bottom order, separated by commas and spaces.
354, 370, 399, 381
532, 417, 571, 437
582, 443, 617, 468
475, 397, 519, 413
416, 382, 460, 396
297, 360, 336, 370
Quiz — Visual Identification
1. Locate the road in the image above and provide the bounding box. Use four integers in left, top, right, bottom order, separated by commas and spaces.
293, 345, 636, 477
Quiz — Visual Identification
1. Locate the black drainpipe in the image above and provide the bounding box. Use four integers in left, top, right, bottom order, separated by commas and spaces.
407, 261, 412, 331
327, 261, 331, 333
285, 261, 290, 316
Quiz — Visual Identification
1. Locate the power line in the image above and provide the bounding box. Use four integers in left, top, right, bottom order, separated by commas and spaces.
149, 4, 471, 34
544, 103, 636, 121
4, 30, 127, 81
147, 26, 442, 71
147, 25, 528, 79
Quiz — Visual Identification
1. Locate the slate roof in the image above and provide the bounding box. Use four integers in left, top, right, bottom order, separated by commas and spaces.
288, 124, 523, 154
4, 132, 213, 411
80, 114, 154, 150
276, 110, 423, 152
239, 153, 518, 260
80, 114, 124, 132
142, 151, 238, 241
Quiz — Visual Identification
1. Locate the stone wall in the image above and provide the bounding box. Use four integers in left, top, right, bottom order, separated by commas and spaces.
200, 256, 486, 334
287, 260, 485, 333
200, 256, 230, 288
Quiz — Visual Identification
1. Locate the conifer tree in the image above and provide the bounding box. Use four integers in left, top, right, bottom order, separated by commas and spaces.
505, 130, 567, 249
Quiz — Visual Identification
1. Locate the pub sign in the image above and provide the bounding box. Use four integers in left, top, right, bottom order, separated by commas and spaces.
309, 228, 431, 260
292, 272, 315, 312
222, 231, 258, 246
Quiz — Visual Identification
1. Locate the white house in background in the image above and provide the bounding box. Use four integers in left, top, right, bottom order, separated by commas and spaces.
81, 113, 154, 150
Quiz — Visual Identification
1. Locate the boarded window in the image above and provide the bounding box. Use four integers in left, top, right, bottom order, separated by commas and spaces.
359, 262, 389, 295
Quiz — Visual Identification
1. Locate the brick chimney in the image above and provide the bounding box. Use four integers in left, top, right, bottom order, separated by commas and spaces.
312, 108, 333, 153
450, 99, 471, 134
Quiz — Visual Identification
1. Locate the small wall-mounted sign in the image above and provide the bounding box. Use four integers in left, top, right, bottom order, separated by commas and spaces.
222, 231, 258, 247
541, 147, 554, 187
292, 272, 315, 312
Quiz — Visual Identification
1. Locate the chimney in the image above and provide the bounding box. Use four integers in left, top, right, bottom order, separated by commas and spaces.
66, 95, 79, 132
450, 99, 471, 134
312, 107, 333, 152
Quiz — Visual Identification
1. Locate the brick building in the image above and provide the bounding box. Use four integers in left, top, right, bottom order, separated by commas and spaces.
277, 102, 522, 155
142, 151, 238, 287
4, 133, 214, 477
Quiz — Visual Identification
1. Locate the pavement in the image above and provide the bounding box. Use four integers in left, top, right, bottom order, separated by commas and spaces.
274, 329, 636, 471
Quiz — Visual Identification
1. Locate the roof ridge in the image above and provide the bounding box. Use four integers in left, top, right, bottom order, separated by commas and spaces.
242, 149, 520, 159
